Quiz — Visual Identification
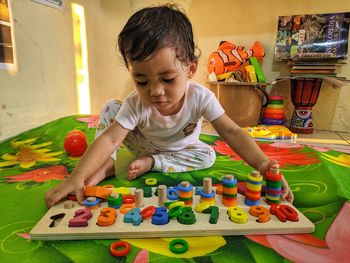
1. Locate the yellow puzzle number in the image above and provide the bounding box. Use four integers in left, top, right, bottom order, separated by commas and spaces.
228, 206, 248, 224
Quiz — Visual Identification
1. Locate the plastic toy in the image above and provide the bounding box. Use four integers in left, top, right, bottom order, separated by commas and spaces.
64, 130, 88, 157
249, 57, 266, 83
261, 95, 286, 126
207, 41, 265, 75
243, 125, 297, 140
31, 180, 314, 240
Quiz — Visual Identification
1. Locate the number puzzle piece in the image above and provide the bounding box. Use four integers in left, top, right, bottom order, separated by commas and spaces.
270, 205, 299, 222
124, 208, 143, 226
49, 213, 65, 228
97, 207, 117, 226
140, 206, 156, 220
228, 206, 248, 224
249, 206, 270, 223
177, 207, 196, 225
152, 207, 169, 225
280, 205, 299, 222
68, 209, 92, 227
269, 204, 298, 222
202, 206, 219, 224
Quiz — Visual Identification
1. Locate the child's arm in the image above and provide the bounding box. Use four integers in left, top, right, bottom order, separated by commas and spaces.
211, 114, 294, 202
45, 122, 129, 208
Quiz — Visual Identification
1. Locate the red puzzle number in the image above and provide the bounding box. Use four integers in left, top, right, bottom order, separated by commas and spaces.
270, 205, 299, 222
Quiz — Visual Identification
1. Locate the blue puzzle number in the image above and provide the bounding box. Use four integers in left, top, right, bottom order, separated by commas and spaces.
123, 208, 142, 226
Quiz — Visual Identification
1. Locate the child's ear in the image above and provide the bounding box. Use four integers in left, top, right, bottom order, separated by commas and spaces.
188, 61, 198, 79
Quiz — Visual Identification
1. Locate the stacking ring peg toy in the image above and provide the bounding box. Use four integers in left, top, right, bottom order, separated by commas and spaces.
145, 178, 157, 186
169, 239, 189, 254
110, 241, 131, 257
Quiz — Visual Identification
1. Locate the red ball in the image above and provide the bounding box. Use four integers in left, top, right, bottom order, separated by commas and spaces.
64, 130, 88, 157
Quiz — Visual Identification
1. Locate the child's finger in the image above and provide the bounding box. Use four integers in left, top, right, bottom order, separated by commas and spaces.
75, 189, 85, 205
286, 190, 294, 203
45, 187, 66, 208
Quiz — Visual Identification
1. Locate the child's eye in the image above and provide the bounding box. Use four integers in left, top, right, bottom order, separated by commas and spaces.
136, 81, 147, 86
163, 78, 174, 83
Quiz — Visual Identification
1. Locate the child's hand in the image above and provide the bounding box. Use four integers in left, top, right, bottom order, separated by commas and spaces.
45, 175, 85, 208
281, 175, 294, 203
259, 159, 294, 203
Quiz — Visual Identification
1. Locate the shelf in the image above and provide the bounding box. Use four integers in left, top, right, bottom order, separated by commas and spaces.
273, 76, 349, 88
207, 82, 269, 86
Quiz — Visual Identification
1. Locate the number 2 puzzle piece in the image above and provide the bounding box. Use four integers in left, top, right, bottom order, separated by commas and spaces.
68, 209, 92, 227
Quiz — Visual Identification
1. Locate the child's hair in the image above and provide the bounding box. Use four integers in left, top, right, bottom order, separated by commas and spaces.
118, 4, 200, 68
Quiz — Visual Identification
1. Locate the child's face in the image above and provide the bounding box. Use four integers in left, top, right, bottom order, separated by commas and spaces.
128, 47, 197, 116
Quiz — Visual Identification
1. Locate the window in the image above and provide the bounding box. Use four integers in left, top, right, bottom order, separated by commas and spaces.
0, 0, 16, 70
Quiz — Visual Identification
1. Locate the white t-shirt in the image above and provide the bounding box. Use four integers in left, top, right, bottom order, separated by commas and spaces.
115, 81, 225, 151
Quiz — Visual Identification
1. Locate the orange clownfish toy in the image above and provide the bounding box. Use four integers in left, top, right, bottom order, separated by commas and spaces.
207, 41, 265, 75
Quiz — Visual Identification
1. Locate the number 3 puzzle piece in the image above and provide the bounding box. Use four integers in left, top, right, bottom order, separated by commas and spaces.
97, 207, 117, 226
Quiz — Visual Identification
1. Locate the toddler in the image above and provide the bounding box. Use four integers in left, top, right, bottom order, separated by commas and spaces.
46, 4, 293, 207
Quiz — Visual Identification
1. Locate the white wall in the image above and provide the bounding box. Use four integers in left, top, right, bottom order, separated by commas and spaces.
1, 0, 349, 141
1, 0, 76, 140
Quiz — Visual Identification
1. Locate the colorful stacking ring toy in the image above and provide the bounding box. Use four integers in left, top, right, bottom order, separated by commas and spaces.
145, 178, 157, 186
169, 239, 189, 254
110, 241, 131, 257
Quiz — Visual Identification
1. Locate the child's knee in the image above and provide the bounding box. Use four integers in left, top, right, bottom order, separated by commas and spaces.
202, 147, 216, 168
96, 100, 123, 139
99, 99, 122, 118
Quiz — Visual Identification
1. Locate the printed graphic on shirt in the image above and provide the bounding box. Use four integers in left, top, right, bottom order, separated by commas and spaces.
183, 123, 197, 136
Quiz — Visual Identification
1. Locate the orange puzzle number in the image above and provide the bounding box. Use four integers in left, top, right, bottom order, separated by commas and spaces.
249, 206, 270, 223
97, 207, 117, 226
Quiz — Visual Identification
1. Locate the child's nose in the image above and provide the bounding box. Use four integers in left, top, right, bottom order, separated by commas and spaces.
150, 84, 165, 97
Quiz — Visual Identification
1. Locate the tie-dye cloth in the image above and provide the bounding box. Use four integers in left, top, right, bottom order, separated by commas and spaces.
0, 115, 349, 263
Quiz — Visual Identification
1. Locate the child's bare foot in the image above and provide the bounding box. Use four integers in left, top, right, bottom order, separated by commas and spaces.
128, 156, 154, 180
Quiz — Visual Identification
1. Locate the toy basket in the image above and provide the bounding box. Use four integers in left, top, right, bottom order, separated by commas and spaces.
208, 82, 269, 127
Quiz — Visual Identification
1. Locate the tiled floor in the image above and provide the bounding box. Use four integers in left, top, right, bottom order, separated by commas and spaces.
201, 120, 350, 149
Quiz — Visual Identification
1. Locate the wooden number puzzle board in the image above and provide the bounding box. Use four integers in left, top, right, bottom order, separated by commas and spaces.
30, 187, 314, 240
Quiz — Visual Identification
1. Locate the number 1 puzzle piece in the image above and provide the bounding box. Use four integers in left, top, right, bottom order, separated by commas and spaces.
49, 213, 65, 228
